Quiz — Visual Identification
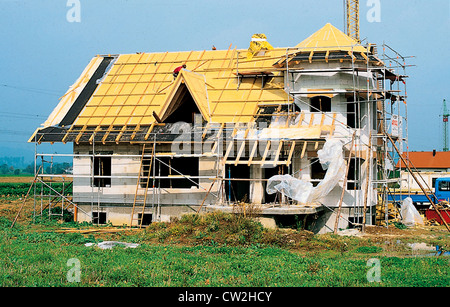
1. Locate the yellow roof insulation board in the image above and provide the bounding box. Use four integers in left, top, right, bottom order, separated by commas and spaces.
295, 23, 367, 53
73, 47, 291, 128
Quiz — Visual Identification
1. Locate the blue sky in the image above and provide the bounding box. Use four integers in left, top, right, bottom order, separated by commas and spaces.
0, 0, 449, 163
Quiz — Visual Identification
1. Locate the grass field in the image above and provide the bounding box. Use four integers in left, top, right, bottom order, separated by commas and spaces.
0, 182, 449, 287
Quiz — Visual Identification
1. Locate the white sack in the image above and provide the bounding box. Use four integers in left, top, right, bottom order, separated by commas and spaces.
400, 197, 424, 226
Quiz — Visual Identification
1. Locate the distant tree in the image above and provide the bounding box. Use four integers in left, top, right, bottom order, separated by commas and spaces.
14, 169, 21, 175
0, 164, 9, 174
24, 164, 34, 174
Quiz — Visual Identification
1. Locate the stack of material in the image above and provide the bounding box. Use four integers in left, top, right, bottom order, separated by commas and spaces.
376, 202, 401, 226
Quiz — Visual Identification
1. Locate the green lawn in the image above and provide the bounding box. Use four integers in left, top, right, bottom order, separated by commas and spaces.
0, 215, 449, 287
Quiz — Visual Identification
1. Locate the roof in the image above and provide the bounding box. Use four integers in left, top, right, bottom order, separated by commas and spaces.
36, 47, 290, 130
295, 23, 367, 53
397, 151, 450, 169
30, 24, 372, 143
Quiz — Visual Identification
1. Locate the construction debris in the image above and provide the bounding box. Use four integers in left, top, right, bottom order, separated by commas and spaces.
84, 241, 140, 250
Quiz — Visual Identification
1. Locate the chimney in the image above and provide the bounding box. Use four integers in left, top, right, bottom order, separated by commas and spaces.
433, 149, 436, 157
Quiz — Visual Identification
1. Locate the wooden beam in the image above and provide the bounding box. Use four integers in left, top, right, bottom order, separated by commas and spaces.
102, 124, 114, 144
329, 113, 337, 137
89, 126, 101, 144
130, 124, 140, 141
309, 51, 314, 63
301, 141, 308, 159
11, 165, 43, 228
202, 123, 210, 140
196, 178, 217, 214
75, 125, 87, 144
61, 126, 74, 144
152, 111, 162, 123
286, 141, 296, 166
295, 112, 305, 128
361, 52, 369, 63
222, 140, 234, 164
309, 113, 315, 127
144, 123, 156, 141
320, 113, 325, 126
210, 124, 225, 155
261, 141, 271, 163
234, 141, 246, 166
115, 125, 127, 144
273, 141, 283, 166
248, 141, 258, 166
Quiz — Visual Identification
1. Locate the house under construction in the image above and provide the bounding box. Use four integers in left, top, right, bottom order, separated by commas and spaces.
29, 23, 410, 233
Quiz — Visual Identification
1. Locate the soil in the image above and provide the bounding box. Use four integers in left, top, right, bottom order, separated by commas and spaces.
0, 176, 72, 183
0, 176, 34, 183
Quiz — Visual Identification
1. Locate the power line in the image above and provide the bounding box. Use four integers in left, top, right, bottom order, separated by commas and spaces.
0, 83, 61, 97
0, 111, 47, 119
0, 129, 33, 136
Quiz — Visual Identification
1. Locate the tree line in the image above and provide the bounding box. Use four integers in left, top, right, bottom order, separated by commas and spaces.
0, 162, 72, 176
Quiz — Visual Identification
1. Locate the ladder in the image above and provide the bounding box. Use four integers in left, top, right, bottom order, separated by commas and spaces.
130, 143, 155, 228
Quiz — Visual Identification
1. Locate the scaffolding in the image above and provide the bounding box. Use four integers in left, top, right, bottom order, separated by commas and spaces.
265, 40, 413, 228
373, 43, 411, 225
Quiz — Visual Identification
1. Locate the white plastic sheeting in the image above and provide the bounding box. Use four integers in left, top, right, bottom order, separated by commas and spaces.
84, 241, 140, 250
266, 139, 346, 205
400, 197, 424, 226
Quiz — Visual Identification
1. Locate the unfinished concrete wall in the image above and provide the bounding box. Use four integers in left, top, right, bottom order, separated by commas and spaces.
289, 61, 377, 144
284, 59, 378, 215
73, 143, 141, 205
73, 143, 220, 224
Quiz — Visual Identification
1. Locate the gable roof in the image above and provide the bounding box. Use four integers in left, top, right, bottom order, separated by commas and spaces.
158, 69, 210, 122
29, 24, 373, 144
295, 23, 367, 53
397, 151, 450, 169
46, 47, 290, 128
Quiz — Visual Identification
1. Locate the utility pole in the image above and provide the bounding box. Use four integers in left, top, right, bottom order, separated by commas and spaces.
443, 99, 449, 152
